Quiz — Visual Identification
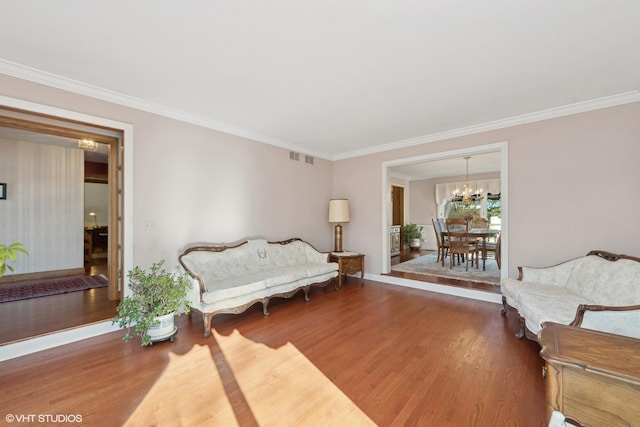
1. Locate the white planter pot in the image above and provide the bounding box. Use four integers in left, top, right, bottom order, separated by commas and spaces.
409, 239, 421, 250
147, 312, 175, 340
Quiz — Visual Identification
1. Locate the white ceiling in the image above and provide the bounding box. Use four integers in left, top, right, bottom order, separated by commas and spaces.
390, 151, 501, 181
1, 1, 639, 161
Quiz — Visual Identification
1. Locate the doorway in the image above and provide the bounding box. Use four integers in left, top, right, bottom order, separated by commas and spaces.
381, 142, 508, 277
0, 108, 124, 343
392, 184, 404, 249
391, 185, 404, 227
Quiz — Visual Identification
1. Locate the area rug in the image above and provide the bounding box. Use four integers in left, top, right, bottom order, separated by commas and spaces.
391, 252, 500, 285
0, 275, 108, 303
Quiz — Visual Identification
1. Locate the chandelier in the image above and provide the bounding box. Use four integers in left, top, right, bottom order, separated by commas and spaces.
451, 156, 483, 206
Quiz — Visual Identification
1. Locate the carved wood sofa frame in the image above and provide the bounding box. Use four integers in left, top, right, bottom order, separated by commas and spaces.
179, 238, 338, 337
501, 250, 640, 341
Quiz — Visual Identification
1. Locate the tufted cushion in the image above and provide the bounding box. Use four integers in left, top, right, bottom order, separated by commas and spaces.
564, 257, 640, 305
303, 262, 339, 278
181, 239, 338, 304
181, 245, 264, 283
520, 258, 576, 287
180, 238, 340, 337
502, 253, 640, 338
202, 274, 267, 304
517, 290, 595, 334
502, 278, 576, 306
262, 266, 309, 287
580, 309, 640, 339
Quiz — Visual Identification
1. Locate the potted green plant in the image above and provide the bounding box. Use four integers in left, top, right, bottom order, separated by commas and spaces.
113, 260, 192, 346
401, 223, 423, 250
0, 242, 28, 277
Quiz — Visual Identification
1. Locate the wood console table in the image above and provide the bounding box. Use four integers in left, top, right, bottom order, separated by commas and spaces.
329, 252, 364, 289
538, 322, 640, 427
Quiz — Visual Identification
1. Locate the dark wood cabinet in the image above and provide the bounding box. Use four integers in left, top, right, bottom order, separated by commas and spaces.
86, 227, 108, 252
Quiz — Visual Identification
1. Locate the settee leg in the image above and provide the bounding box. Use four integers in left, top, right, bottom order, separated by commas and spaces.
203, 313, 213, 338
262, 298, 270, 316
303, 286, 310, 302
515, 316, 525, 339
501, 296, 508, 316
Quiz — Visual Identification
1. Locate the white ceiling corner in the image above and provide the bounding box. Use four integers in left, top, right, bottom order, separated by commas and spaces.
0, 1, 638, 161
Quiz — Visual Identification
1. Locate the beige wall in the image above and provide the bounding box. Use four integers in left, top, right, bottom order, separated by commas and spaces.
0, 75, 334, 270
334, 101, 640, 278
84, 182, 108, 228
2, 73, 639, 280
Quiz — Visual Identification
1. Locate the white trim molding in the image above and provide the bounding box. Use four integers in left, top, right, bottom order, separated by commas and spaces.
1, 59, 638, 162
0, 94, 134, 361
0, 59, 330, 160
365, 273, 502, 304
0, 321, 121, 362
335, 91, 640, 160
381, 142, 509, 277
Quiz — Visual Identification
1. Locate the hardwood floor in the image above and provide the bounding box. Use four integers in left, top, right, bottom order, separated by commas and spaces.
0, 279, 547, 426
391, 248, 433, 265
0, 260, 118, 344
1, 251, 499, 346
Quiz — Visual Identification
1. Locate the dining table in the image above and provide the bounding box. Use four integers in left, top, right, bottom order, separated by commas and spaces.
440, 229, 500, 271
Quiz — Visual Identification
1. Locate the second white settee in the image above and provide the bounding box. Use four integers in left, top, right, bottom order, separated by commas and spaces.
501, 250, 640, 341
179, 238, 338, 337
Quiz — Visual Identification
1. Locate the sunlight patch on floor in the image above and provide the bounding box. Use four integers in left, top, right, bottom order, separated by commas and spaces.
124, 344, 239, 426
122, 330, 375, 426
213, 329, 376, 426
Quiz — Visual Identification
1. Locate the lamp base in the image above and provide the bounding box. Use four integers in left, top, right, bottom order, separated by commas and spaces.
333, 224, 343, 252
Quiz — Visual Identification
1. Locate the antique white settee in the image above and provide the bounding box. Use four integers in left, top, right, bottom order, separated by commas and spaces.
501, 250, 640, 341
178, 238, 338, 337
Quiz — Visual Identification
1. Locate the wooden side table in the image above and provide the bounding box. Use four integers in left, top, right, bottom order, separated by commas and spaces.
329, 252, 365, 289
538, 322, 640, 427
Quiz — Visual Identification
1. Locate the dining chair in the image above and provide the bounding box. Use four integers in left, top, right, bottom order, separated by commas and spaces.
470, 217, 490, 245
438, 218, 451, 266
482, 233, 501, 269
470, 217, 489, 231
445, 218, 479, 271
432, 218, 449, 264
84, 230, 93, 274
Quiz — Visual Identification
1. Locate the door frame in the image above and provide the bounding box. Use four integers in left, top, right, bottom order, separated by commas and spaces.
391, 184, 405, 250
381, 141, 509, 276
0, 113, 122, 299
0, 95, 134, 359
0, 95, 133, 299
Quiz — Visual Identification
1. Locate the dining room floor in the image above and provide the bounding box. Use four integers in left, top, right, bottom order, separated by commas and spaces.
388, 248, 500, 293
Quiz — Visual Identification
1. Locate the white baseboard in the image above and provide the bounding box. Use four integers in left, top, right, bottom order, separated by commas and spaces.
365, 273, 502, 304
0, 321, 120, 362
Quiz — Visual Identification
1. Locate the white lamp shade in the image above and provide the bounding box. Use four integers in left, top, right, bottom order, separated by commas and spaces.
328, 199, 350, 223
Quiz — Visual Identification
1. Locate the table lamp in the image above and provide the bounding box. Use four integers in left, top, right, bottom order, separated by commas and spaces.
328, 199, 350, 252
89, 212, 98, 228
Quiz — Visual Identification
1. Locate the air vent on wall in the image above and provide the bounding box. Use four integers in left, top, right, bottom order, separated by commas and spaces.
289, 151, 299, 161
305, 155, 314, 165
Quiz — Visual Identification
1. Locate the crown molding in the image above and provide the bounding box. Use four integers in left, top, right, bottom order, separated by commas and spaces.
0, 59, 331, 160
2, 59, 637, 162
333, 90, 640, 160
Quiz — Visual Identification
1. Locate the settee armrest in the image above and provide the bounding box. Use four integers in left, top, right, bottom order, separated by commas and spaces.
570, 304, 640, 339
305, 247, 330, 263
177, 263, 206, 306
518, 258, 577, 286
